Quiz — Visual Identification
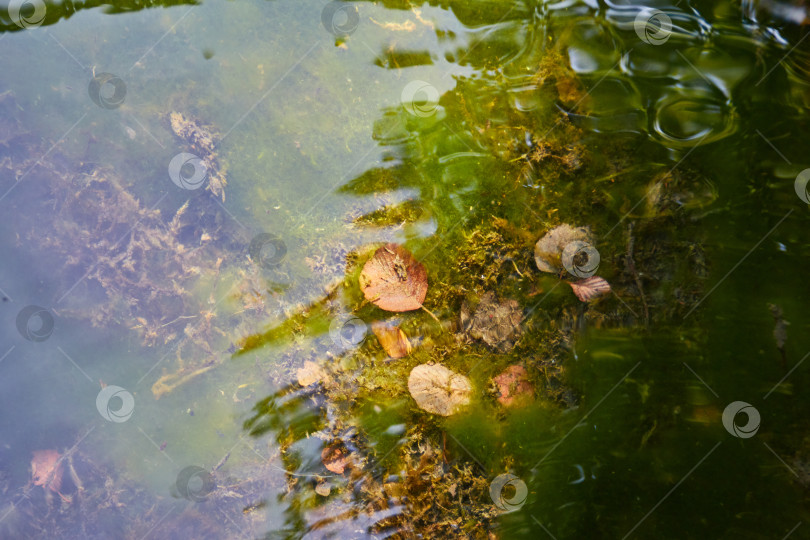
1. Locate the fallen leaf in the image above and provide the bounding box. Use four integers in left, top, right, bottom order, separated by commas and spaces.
461, 292, 523, 352
360, 244, 428, 312
408, 364, 472, 416
534, 224, 593, 274
568, 276, 611, 302
315, 481, 332, 497
31, 449, 63, 494
371, 320, 412, 359
492, 365, 534, 407
321, 442, 351, 474
296, 361, 325, 387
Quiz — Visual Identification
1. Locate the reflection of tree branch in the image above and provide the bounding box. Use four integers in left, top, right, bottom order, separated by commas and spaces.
0, 0, 198, 34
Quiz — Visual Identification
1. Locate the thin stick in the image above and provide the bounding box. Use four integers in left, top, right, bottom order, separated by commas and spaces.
420, 305, 442, 325
626, 222, 650, 326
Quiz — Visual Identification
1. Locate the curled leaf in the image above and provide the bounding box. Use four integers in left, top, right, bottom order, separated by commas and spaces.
360, 243, 428, 312
315, 482, 332, 497
407, 364, 472, 416
534, 224, 593, 274
31, 449, 63, 493
371, 320, 412, 359
569, 276, 611, 302
321, 442, 351, 474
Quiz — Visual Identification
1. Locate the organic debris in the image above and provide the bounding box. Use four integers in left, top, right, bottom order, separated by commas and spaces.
534, 224, 594, 274
214, 23, 714, 540
0, 19, 722, 537
321, 442, 352, 474
460, 291, 523, 352
569, 276, 611, 302
769, 303, 789, 368
315, 482, 332, 497
30, 450, 64, 497
371, 320, 412, 359
296, 360, 326, 387
492, 365, 534, 407
168, 112, 228, 201
359, 244, 428, 312
407, 364, 472, 416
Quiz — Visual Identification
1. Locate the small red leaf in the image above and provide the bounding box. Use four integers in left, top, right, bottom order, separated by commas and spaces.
321, 442, 351, 474
569, 276, 611, 302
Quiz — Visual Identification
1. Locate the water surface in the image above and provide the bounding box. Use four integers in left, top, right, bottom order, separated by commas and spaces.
1, 0, 810, 538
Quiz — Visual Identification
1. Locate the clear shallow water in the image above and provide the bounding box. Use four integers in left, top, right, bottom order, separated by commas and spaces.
1, 0, 810, 538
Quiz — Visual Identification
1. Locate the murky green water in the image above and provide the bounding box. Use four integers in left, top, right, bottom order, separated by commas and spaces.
1, 0, 810, 538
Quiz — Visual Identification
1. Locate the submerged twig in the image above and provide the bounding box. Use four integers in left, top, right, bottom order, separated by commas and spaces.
768, 303, 789, 370
626, 222, 650, 326
420, 305, 442, 326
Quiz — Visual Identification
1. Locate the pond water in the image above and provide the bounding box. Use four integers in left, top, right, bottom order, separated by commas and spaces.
1, 0, 809, 538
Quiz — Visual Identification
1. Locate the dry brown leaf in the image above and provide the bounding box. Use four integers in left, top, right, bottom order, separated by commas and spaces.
315, 481, 332, 496
31, 449, 63, 493
296, 361, 325, 387
359, 244, 428, 312
407, 364, 472, 416
371, 320, 412, 359
321, 442, 351, 474
534, 224, 593, 273
492, 365, 534, 408
569, 276, 611, 302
